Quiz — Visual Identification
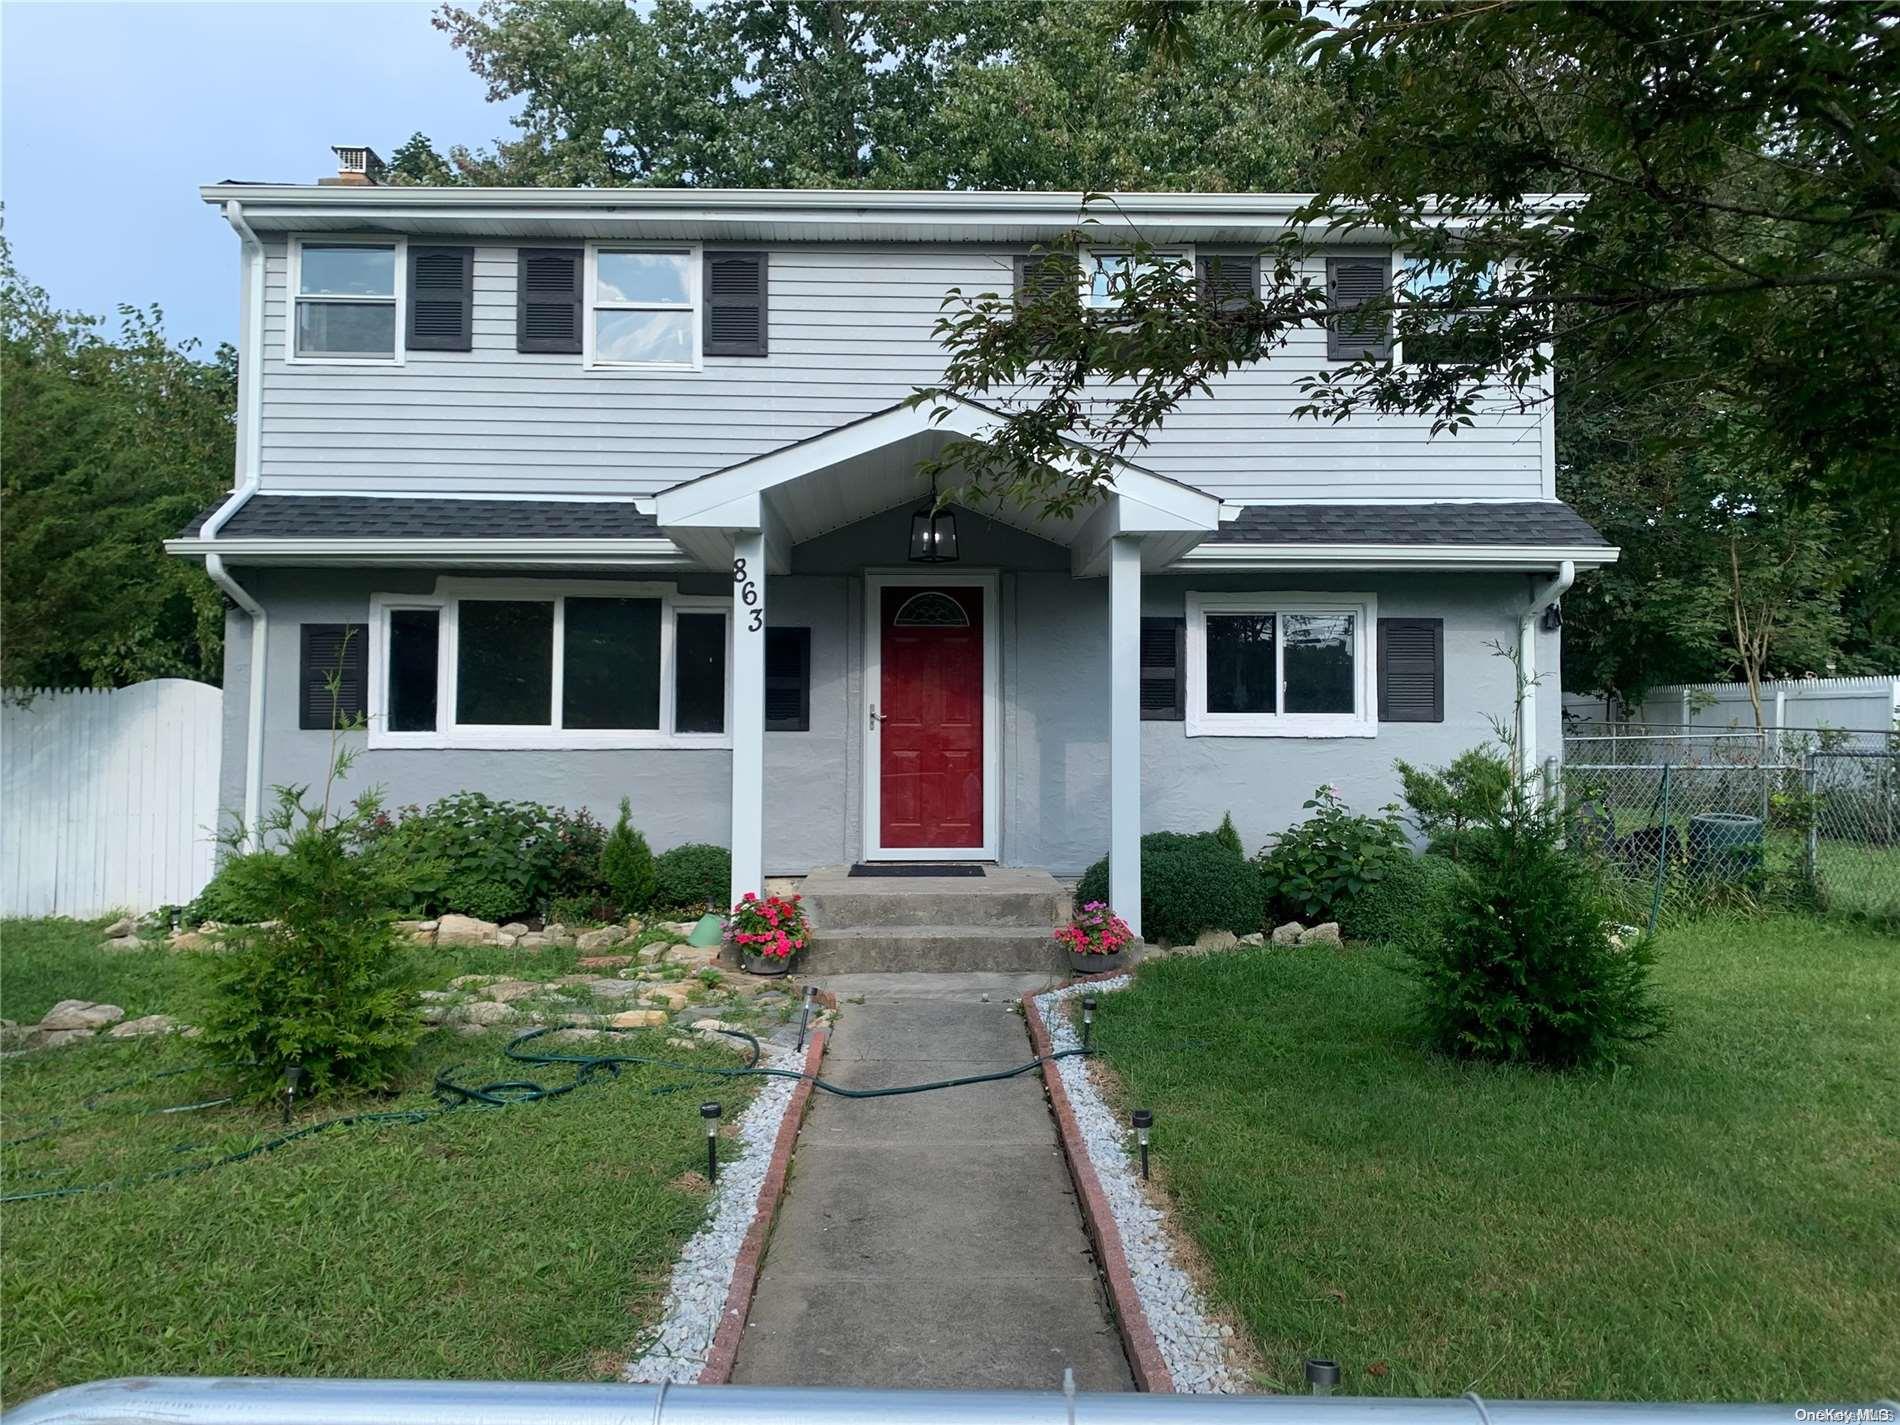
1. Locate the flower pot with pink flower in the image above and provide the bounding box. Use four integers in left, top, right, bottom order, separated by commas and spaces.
1055, 901, 1135, 974
724, 891, 812, 976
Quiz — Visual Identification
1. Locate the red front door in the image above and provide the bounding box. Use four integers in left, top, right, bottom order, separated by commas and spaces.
879, 585, 984, 850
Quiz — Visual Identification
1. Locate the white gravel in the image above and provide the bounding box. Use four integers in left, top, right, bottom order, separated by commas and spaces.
622, 1043, 803, 1384
1036, 978, 1245, 1394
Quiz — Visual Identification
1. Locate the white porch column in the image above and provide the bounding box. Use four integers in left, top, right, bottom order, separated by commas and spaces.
1108, 535, 1143, 938
730, 530, 767, 905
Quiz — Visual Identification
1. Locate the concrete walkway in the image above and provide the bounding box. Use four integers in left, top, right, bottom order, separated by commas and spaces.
729, 973, 1134, 1391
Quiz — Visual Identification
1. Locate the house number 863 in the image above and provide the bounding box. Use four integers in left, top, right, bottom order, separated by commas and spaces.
732, 557, 763, 632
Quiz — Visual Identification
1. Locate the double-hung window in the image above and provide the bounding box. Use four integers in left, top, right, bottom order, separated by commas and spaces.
366, 580, 730, 748
586, 246, 701, 370
291, 239, 404, 363
1083, 249, 1192, 310
1185, 592, 1378, 737
1397, 256, 1502, 367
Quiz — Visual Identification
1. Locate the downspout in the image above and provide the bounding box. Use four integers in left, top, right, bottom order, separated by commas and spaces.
1519, 559, 1575, 791
203, 200, 268, 849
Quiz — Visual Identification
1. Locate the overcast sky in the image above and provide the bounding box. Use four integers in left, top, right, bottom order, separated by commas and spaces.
2, 1, 514, 350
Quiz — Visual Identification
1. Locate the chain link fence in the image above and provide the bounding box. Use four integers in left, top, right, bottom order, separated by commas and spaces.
1559, 730, 1900, 924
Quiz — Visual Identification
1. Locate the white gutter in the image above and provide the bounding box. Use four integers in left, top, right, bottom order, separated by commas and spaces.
1519, 559, 1576, 788
199, 200, 269, 850
164, 537, 691, 568
1171, 543, 1618, 572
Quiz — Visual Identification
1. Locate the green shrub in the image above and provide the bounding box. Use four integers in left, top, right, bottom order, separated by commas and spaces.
198, 785, 424, 1098
547, 893, 620, 927
1339, 852, 1466, 943
1405, 799, 1668, 1068
184, 850, 282, 926
1254, 785, 1406, 924
601, 798, 656, 912
1214, 810, 1243, 859
1396, 748, 1512, 861
1076, 831, 1262, 945
652, 842, 731, 911
358, 793, 609, 919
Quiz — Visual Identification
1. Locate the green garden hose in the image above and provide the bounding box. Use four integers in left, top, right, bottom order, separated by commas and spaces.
1, 1026, 1089, 1206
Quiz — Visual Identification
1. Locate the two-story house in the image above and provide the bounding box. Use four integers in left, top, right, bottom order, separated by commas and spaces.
168, 149, 1616, 935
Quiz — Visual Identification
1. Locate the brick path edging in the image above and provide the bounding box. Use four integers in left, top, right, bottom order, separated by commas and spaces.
697, 1025, 828, 1384
1022, 989, 1175, 1393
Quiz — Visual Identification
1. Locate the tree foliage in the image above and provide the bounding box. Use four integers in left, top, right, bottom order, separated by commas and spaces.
1, 236, 234, 689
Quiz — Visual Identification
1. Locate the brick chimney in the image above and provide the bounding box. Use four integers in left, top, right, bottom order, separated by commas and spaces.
320, 145, 385, 186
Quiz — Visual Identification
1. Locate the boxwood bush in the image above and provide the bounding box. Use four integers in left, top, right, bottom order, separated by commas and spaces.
1076, 831, 1262, 945
1338, 851, 1467, 944
652, 843, 732, 911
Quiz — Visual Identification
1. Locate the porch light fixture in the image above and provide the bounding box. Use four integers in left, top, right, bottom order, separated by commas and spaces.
1131, 1107, 1153, 1179
701, 1101, 722, 1183
908, 472, 959, 564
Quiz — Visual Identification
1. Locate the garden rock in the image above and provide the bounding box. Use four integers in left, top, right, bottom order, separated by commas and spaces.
636, 944, 666, 965
643, 986, 691, 1011
582, 978, 647, 1001
484, 980, 541, 1004
578, 954, 634, 970
1271, 921, 1304, 946
98, 934, 146, 953
437, 914, 500, 947
667, 943, 720, 971
39, 1000, 125, 1032
575, 925, 628, 952
625, 916, 644, 934
168, 930, 219, 952
499, 922, 530, 937
1239, 932, 1266, 947
452, 1000, 515, 1026
33, 1028, 96, 1050
609, 1009, 667, 1030
1194, 929, 1239, 952
398, 920, 438, 945
448, 975, 498, 989
547, 1027, 607, 1044
108, 1014, 179, 1038
1299, 922, 1342, 946
101, 916, 135, 939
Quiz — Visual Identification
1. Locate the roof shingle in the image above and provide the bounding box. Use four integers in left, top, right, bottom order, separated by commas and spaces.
181, 496, 660, 541
1211, 502, 1607, 547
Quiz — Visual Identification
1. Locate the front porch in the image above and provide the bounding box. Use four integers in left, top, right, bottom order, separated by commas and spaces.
651, 398, 1229, 939
793, 865, 1075, 973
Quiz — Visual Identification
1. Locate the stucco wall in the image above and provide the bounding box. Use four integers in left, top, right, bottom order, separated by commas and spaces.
218, 559, 1558, 878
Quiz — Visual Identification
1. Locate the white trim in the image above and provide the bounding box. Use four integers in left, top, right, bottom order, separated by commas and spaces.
583, 241, 703, 373
1185, 590, 1379, 739
164, 537, 688, 567
1170, 542, 1618, 572
364, 578, 733, 750
861, 570, 1001, 862
285, 235, 406, 367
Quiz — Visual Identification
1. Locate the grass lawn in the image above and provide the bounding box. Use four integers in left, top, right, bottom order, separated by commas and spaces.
0, 918, 764, 1404
1092, 916, 1899, 1400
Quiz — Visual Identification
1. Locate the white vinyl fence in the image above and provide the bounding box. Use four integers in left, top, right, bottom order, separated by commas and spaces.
1, 680, 224, 918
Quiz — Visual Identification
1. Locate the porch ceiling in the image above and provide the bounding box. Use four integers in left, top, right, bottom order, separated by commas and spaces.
650, 398, 1224, 576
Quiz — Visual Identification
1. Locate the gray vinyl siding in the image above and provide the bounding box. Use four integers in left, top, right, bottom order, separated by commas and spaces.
222, 546, 1557, 881
257, 239, 1547, 504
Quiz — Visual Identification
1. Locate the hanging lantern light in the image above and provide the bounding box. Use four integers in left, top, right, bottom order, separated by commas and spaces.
908, 472, 959, 564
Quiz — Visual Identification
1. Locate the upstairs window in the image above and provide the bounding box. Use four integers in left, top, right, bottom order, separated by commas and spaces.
1083, 250, 1191, 309
292, 240, 402, 362
587, 246, 700, 370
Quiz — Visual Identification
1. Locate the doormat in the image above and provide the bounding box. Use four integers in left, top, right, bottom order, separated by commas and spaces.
848, 864, 986, 878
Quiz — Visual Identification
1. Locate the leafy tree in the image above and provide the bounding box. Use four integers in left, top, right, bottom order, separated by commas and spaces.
1, 237, 234, 688
600, 796, 656, 912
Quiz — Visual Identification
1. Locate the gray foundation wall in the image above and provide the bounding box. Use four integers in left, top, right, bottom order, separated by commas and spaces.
217, 540, 1560, 877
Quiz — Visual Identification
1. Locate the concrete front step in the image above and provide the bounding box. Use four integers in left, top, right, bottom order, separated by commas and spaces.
799, 866, 1071, 931
803, 926, 1064, 974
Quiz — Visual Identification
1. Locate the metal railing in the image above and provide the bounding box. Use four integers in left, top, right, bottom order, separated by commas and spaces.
4, 1377, 1891, 1425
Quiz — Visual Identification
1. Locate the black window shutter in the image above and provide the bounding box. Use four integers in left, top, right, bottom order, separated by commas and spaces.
764, 627, 811, 732
1378, 617, 1443, 722
1326, 254, 1392, 361
299, 623, 368, 730
516, 247, 583, 354
703, 251, 768, 357
1014, 251, 1080, 308
1196, 254, 1258, 311
407, 245, 473, 351
1140, 616, 1186, 722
